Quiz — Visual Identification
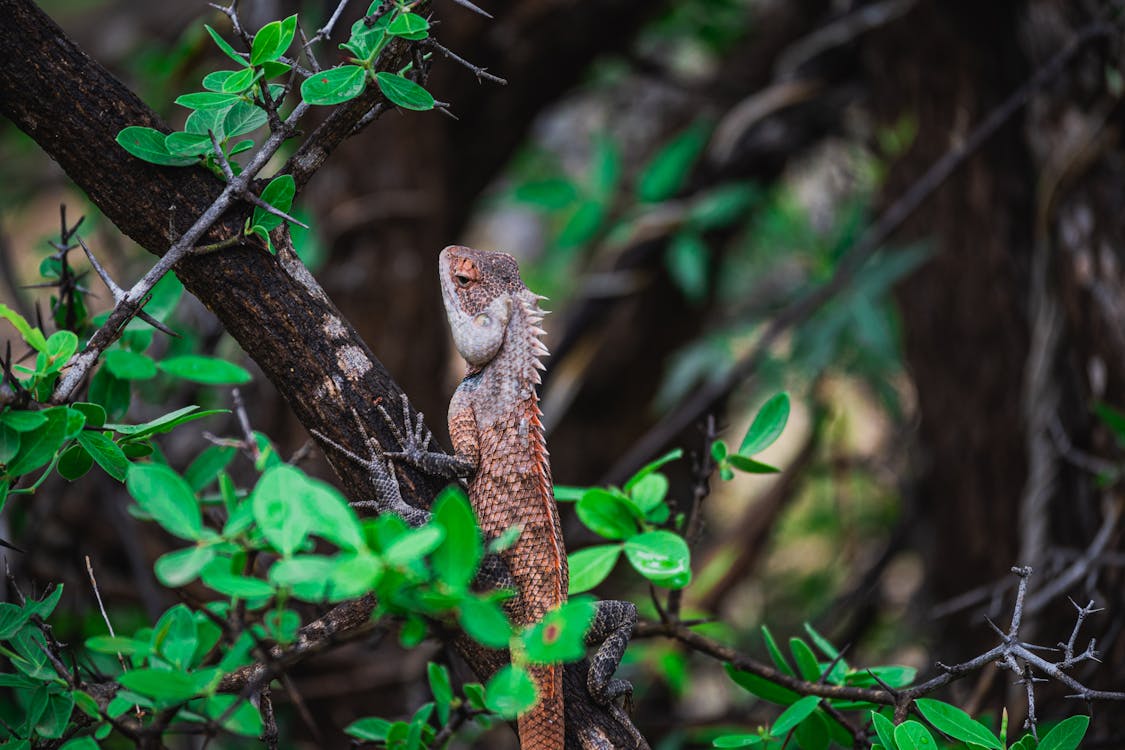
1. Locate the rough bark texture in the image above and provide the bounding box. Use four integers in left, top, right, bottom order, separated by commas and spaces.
0, 0, 644, 745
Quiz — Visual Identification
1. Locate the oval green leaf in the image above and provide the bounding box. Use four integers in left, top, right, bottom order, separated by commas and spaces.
567, 544, 622, 594
116, 126, 199, 167
158, 355, 252, 385
485, 665, 537, 719
1038, 715, 1090, 750
739, 392, 790, 456
127, 463, 204, 540
375, 72, 435, 111
623, 530, 691, 588
915, 699, 1001, 749
301, 65, 368, 106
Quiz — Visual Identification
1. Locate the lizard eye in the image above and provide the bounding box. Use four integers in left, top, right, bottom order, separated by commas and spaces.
455, 274, 472, 288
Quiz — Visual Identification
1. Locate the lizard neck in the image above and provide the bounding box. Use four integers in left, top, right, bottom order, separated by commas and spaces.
472, 290, 548, 430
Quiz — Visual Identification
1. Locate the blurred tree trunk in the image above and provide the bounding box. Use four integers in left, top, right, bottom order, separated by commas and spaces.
868, 0, 1124, 699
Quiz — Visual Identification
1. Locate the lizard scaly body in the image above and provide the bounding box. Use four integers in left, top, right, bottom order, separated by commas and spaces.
376, 245, 643, 749
436, 245, 567, 747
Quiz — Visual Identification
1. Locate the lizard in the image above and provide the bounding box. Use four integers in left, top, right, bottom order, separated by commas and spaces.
378, 245, 642, 749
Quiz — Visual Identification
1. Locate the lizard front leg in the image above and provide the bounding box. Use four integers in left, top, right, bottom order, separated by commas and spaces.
380, 393, 476, 479
585, 599, 637, 706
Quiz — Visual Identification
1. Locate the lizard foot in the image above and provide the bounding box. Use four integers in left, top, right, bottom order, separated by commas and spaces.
586, 599, 637, 710
379, 394, 475, 479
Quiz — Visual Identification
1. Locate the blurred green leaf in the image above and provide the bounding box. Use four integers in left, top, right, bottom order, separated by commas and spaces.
158, 355, 252, 385
637, 121, 710, 202
485, 665, 537, 719
577, 489, 639, 540
127, 463, 203, 540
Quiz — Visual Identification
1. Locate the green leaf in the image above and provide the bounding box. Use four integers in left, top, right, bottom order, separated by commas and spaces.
36, 691, 74, 739
175, 91, 242, 110
577, 488, 640, 540
459, 597, 512, 649
761, 625, 795, 677
1038, 715, 1090, 750
485, 665, 537, 719
152, 603, 198, 670
1, 409, 46, 432
870, 711, 897, 749
567, 544, 621, 594
347, 716, 394, 742
431, 487, 482, 590
770, 695, 821, 736
556, 198, 605, 249
375, 72, 436, 111
154, 545, 215, 587
252, 465, 312, 557
514, 179, 579, 210
71, 402, 106, 428
803, 622, 842, 661
251, 174, 297, 233
185, 445, 237, 491
893, 720, 935, 750
104, 347, 159, 381
202, 694, 263, 736
789, 637, 822, 681
667, 231, 709, 302
158, 355, 252, 385
522, 597, 596, 664
591, 135, 621, 198
637, 121, 710, 202
0, 602, 33, 639
629, 473, 668, 513
45, 330, 78, 370
7, 407, 67, 476
1093, 401, 1125, 447
914, 699, 1001, 749
713, 734, 763, 747
728, 455, 780, 475
623, 531, 691, 588
623, 448, 683, 492
201, 558, 275, 599
224, 101, 268, 138
250, 20, 282, 65
202, 69, 238, 91
116, 126, 199, 166
739, 392, 790, 456
220, 66, 260, 93
126, 463, 204, 540
205, 24, 249, 67
301, 65, 368, 105
794, 707, 830, 750
61, 737, 99, 750
387, 11, 430, 39
428, 661, 453, 725
724, 663, 800, 705
688, 183, 758, 230
300, 475, 365, 551
553, 485, 587, 502
57, 443, 93, 480
269, 555, 335, 599
0, 424, 19, 464
76, 430, 129, 481
845, 665, 916, 689
108, 405, 226, 438
385, 525, 445, 566
0, 303, 47, 352
117, 668, 204, 702
86, 634, 151, 657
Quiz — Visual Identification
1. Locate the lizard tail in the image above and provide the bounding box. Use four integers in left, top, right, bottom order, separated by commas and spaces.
518, 663, 565, 749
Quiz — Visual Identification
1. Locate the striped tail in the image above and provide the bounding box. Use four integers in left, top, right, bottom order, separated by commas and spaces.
518, 662, 564, 749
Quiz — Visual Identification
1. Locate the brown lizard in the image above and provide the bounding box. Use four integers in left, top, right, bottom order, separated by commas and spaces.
376, 245, 642, 749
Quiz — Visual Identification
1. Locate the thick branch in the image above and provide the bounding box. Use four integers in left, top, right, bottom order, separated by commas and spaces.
0, 1, 644, 745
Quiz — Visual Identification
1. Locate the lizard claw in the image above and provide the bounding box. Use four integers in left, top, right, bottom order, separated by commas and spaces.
379, 394, 435, 468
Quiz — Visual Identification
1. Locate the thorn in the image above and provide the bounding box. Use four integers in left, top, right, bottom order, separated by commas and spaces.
447, 0, 493, 19
136, 310, 181, 338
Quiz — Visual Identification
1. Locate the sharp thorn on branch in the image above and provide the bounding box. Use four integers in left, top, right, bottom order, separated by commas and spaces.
447, 0, 493, 19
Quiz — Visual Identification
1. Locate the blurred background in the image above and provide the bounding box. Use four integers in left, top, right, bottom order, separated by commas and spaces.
2, 0, 1124, 746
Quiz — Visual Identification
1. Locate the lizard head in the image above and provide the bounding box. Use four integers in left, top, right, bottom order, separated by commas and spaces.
439, 245, 533, 368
